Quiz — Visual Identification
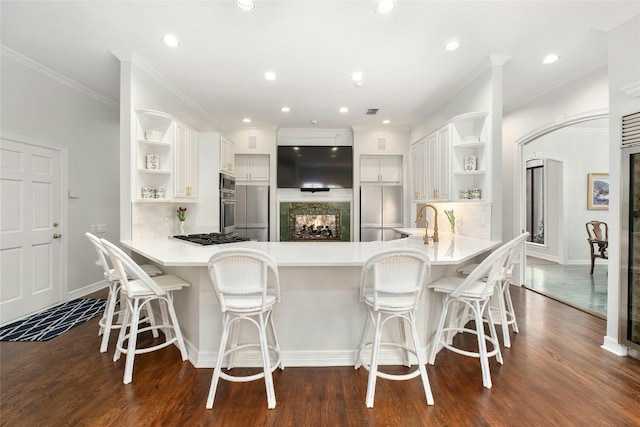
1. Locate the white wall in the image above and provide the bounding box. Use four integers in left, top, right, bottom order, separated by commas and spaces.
352, 127, 411, 240
409, 68, 495, 240
1, 52, 120, 295
606, 15, 640, 354
221, 127, 278, 240
502, 66, 609, 241
119, 56, 220, 239
523, 123, 609, 263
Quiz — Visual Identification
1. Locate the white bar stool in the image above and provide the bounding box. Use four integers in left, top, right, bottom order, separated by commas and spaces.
206, 248, 283, 409
355, 249, 434, 408
85, 232, 162, 353
101, 239, 189, 384
427, 239, 515, 389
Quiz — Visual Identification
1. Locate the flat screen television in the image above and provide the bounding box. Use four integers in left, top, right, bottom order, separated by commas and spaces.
277, 145, 353, 190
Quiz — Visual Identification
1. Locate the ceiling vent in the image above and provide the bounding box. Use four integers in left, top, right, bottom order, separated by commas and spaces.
366, 108, 379, 115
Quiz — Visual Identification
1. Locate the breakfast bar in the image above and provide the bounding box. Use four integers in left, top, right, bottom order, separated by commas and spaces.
122, 234, 501, 368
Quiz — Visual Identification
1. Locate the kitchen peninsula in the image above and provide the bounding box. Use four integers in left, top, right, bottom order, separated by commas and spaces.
123, 235, 500, 368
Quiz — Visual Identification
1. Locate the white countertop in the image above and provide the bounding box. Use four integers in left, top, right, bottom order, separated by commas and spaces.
122, 235, 501, 267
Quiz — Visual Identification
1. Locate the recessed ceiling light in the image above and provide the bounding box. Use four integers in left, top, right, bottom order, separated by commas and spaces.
339, 107, 349, 113
235, 0, 256, 13
264, 71, 276, 81
310, 120, 318, 125
281, 106, 290, 112
163, 34, 180, 48
352, 71, 364, 82
243, 118, 252, 123
542, 54, 559, 64
374, 0, 395, 15
382, 119, 391, 124
445, 41, 460, 51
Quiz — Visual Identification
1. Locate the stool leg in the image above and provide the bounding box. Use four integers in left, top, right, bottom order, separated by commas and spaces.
355, 312, 373, 370
268, 311, 284, 370
497, 281, 511, 348
207, 313, 231, 409
113, 299, 132, 363
100, 281, 119, 353
399, 317, 411, 368
485, 301, 503, 365
145, 300, 159, 339
165, 296, 188, 361
123, 298, 141, 385
473, 300, 492, 389
227, 320, 240, 370
365, 311, 382, 408
408, 311, 434, 405
428, 295, 450, 365
158, 297, 171, 341
258, 311, 276, 409
504, 284, 519, 334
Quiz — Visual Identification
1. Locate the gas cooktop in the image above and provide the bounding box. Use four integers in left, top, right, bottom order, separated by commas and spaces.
173, 233, 250, 246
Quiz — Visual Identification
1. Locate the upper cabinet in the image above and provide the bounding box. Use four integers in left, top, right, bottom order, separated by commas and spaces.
173, 123, 198, 200
235, 154, 270, 183
134, 109, 198, 203
360, 155, 402, 184
450, 112, 490, 202
220, 137, 235, 175
411, 126, 450, 202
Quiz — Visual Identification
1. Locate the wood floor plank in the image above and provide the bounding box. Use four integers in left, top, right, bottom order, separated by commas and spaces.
1, 287, 640, 426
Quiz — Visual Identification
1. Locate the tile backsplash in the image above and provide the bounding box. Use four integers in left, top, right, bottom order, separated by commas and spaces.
132, 204, 176, 239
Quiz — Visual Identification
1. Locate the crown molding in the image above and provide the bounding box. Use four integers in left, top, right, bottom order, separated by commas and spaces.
620, 81, 640, 98
111, 50, 220, 128
506, 60, 607, 114
2, 45, 119, 110
594, 4, 640, 32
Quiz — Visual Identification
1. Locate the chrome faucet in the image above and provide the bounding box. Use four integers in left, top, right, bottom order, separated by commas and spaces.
416, 204, 439, 244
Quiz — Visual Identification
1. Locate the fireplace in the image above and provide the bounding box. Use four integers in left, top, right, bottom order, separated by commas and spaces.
279, 202, 351, 242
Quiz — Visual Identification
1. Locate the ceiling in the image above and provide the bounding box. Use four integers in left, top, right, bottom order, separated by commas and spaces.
1, 1, 638, 130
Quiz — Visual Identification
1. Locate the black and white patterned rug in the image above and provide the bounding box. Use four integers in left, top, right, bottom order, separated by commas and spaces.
0, 298, 106, 342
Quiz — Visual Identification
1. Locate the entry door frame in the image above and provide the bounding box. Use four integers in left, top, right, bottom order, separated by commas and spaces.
1, 130, 69, 315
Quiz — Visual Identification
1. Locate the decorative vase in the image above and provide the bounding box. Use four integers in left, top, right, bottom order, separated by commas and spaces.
179, 221, 185, 235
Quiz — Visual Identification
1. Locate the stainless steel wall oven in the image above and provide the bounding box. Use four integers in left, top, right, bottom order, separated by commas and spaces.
220, 172, 236, 235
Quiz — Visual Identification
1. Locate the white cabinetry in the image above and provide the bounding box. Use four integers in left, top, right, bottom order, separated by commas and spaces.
360, 155, 402, 184
411, 126, 450, 202
220, 137, 235, 175
450, 112, 490, 202
134, 109, 198, 203
174, 124, 198, 200
235, 154, 270, 183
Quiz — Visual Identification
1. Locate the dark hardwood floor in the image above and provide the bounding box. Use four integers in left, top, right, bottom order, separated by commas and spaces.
2, 287, 640, 426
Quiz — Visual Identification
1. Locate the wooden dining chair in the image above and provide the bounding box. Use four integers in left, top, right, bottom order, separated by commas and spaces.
586, 221, 608, 274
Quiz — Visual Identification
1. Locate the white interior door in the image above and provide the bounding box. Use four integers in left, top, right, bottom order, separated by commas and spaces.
1, 137, 62, 324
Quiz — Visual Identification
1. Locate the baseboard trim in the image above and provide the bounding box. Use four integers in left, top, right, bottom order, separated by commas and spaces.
67, 280, 108, 300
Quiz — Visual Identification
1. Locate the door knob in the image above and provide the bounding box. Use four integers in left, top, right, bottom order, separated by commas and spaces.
53, 233, 62, 239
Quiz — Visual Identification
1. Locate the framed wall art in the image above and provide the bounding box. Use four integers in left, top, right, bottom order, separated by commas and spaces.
587, 173, 609, 210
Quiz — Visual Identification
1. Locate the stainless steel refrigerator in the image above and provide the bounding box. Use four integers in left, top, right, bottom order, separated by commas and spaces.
236, 184, 270, 241
360, 185, 403, 241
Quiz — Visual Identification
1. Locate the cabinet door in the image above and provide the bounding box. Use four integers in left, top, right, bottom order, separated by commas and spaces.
360, 157, 381, 182
379, 156, 401, 183
411, 140, 428, 201
174, 124, 189, 198
427, 132, 438, 200
436, 125, 450, 201
249, 155, 270, 182
235, 155, 250, 181
174, 125, 198, 199
220, 137, 235, 174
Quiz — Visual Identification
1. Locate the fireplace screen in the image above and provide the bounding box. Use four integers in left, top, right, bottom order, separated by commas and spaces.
280, 202, 351, 241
